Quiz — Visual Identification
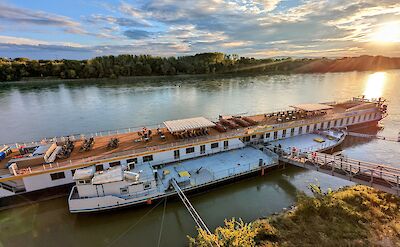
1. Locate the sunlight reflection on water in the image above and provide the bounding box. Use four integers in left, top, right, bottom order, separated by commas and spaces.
363, 72, 386, 99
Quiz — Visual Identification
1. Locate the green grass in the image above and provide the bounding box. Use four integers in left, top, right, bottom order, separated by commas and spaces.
189, 185, 400, 247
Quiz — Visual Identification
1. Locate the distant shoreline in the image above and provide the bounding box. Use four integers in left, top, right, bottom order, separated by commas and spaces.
2, 53, 400, 83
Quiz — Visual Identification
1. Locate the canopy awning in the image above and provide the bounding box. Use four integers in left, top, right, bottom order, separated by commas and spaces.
290, 103, 333, 112
164, 117, 216, 133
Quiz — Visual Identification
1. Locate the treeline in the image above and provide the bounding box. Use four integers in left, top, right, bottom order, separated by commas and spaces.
0, 52, 312, 81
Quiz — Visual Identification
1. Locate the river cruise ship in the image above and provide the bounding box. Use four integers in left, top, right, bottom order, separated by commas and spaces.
0, 97, 387, 211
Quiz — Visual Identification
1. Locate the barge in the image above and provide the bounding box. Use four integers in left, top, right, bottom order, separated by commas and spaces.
0, 97, 387, 212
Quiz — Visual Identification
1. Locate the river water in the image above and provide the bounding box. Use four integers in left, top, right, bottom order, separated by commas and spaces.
0, 71, 399, 246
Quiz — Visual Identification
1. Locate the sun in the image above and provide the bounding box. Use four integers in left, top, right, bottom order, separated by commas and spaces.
371, 22, 400, 43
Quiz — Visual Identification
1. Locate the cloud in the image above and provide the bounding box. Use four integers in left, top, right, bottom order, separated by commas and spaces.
1, 0, 400, 59
123, 29, 153, 39
0, 3, 80, 27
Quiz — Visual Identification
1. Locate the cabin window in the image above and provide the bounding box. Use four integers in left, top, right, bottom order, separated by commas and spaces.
144, 182, 151, 190
290, 128, 295, 136
282, 129, 286, 138
333, 120, 337, 127
50, 172, 65, 181
109, 161, 121, 167
95, 164, 104, 172
143, 155, 153, 162
186, 147, 195, 154
306, 125, 310, 133
211, 143, 219, 149
127, 158, 137, 164
174, 150, 180, 159
259, 134, 264, 139
357, 115, 361, 122
251, 135, 256, 138
346, 118, 350, 125
265, 133, 271, 139
120, 187, 128, 194
327, 121, 331, 129
363, 114, 367, 121
223, 140, 229, 149
244, 136, 250, 142
71, 169, 76, 176
374, 112, 377, 119
340, 119, 344, 126
298, 126, 303, 134
200, 145, 206, 154
313, 124, 317, 131
320, 122, 325, 129
368, 114, 372, 120
273, 131, 278, 140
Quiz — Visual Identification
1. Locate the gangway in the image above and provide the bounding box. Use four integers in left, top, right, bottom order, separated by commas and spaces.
280, 152, 400, 196
170, 179, 213, 236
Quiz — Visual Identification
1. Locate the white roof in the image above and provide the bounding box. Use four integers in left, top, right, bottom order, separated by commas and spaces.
290, 103, 333, 112
92, 167, 123, 185
164, 117, 215, 133
73, 166, 95, 180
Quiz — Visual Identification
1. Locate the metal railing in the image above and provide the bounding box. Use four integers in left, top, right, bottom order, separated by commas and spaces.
281, 152, 400, 195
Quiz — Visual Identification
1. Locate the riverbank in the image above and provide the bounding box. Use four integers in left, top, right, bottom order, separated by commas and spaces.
2, 53, 400, 83
189, 185, 400, 246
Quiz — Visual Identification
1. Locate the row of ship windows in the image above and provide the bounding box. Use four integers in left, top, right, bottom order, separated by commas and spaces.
49, 141, 230, 181
264, 112, 377, 140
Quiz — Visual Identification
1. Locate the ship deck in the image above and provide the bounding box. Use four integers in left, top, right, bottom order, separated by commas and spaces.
0, 99, 377, 176
157, 146, 277, 191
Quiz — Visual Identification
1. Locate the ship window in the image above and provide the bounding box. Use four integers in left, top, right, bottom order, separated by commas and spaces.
223, 140, 229, 149
340, 119, 344, 126
143, 155, 153, 162
200, 145, 206, 154
265, 133, 271, 139
186, 147, 195, 154
95, 164, 104, 172
144, 182, 151, 190
273, 131, 278, 140
50, 172, 65, 181
313, 124, 317, 131
211, 143, 219, 149
290, 128, 295, 136
352, 117, 355, 123
120, 187, 128, 194
320, 122, 325, 129
127, 158, 137, 164
363, 114, 367, 121
174, 150, 180, 159
334, 120, 337, 127
306, 125, 310, 133
109, 161, 121, 167
357, 115, 361, 122
374, 112, 377, 119
346, 118, 350, 125
259, 134, 264, 139
298, 126, 303, 134
251, 135, 256, 138
282, 129, 286, 138
71, 169, 76, 176
327, 121, 331, 129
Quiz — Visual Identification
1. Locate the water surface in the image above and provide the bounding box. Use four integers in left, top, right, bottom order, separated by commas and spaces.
0, 71, 399, 247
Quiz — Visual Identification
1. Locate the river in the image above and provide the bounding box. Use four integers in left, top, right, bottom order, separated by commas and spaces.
0, 71, 399, 246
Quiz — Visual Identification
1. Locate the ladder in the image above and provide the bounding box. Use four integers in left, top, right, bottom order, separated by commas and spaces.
170, 179, 212, 235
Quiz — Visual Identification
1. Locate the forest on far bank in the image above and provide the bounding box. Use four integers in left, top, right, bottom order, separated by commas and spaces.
1, 52, 400, 82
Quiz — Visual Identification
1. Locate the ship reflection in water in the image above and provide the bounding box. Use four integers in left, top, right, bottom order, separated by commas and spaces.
363, 72, 386, 99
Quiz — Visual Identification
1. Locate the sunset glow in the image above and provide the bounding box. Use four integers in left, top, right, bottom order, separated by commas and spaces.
363, 72, 387, 99
371, 22, 400, 43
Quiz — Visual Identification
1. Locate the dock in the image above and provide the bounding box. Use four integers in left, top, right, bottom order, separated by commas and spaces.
279, 152, 400, 195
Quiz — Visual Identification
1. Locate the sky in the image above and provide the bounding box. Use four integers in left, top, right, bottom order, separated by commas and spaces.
0, 0, 399, 59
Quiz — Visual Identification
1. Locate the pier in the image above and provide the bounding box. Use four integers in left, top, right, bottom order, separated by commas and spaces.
279, 151, 400, 195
